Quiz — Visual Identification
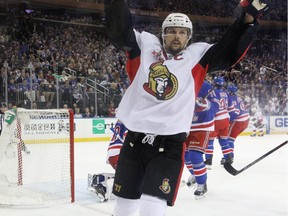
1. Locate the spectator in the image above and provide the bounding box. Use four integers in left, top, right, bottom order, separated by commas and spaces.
90, 105, 96, 117
97, 103, 108, 117
82, 107, 93, 118
0, 4, 286, 115
8, 79, 18, 104
74, 107, 83, 118
60, 80, 73, 106
107, 102, 116, 117
44, 81, 56, 104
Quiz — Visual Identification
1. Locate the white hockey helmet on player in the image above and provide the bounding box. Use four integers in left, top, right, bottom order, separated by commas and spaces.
162, 13, 193, 41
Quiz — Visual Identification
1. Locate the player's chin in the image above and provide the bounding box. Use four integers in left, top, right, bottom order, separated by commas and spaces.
168, 46, 182, 55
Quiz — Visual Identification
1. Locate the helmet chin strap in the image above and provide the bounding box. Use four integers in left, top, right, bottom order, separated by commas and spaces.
184, 35, 191, 47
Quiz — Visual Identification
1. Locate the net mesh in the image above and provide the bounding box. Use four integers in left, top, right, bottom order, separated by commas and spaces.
0, 108, 74, 206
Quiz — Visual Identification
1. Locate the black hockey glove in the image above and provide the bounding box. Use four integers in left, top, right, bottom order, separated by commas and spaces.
240, 0, 269, 19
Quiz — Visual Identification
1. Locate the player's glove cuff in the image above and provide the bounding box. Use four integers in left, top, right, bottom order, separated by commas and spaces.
240, 0, 269, 20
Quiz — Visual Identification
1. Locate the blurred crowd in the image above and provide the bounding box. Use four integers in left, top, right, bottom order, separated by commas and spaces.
0, 2, 287, 117
80, 0, 287, 21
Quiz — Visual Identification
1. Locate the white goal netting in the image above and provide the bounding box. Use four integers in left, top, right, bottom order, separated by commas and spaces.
0, 108, 74, 206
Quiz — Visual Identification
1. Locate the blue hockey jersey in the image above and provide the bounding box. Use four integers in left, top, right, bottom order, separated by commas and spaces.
191, 81, 218, 131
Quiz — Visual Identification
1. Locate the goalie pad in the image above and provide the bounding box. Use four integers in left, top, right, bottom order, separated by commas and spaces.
0, 108, 18, 162
240, 0, 269, 19
87, 173, 115, 202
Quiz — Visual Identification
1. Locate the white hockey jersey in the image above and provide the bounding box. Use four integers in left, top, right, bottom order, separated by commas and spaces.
106, 0, 259, 136
116, 30, 212, 135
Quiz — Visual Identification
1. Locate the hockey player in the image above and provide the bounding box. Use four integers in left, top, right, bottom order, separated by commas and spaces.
88, 120, 127, 202
227, 84, 250, 161
106, 120, 128, 170
105, 0, 269, 214
205, 76, 232, 168
184, 80, 217, 199
250, 108, 266, 137
0, 106, 30, 157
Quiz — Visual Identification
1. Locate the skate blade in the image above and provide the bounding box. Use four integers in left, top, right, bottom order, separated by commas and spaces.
206, 165, 212, 170
179, 180, 187, 188
195, 194, 206, 200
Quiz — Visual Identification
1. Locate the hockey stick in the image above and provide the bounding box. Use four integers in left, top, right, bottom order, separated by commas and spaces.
224, 140, 288, 176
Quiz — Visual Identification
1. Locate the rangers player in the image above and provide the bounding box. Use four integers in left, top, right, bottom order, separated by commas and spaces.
227, 84, 250, 161
88, 120, 127, 202
205, 76, 232, 167
184, 80, 218, 199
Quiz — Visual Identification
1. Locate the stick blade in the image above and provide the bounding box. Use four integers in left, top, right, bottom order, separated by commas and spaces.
224, 162, 239, 176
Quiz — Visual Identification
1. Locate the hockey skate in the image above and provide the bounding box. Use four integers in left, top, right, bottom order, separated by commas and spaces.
194, 183, 207, 200
186, 175, 196, 188
220, 154, 233, 165
220, 157, 225, 165
204, 157, 213, 170
250, 133, 256, 137
258, 133, 264, 137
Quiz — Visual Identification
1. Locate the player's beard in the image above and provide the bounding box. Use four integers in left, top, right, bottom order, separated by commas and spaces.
166, 43, 184, 56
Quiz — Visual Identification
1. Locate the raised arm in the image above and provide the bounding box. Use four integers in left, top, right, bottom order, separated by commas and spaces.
104, 0, 136, 51
200, 0, 269, 73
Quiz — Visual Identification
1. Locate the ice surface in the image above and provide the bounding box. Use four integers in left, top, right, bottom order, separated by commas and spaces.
0, 134, 287, 216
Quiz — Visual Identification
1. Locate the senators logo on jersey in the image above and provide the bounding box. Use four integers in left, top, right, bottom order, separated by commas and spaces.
143, 62, 178, 100
159, 178, 171, 194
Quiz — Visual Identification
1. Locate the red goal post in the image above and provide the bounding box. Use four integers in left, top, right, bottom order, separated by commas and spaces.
0, 108, 74, 206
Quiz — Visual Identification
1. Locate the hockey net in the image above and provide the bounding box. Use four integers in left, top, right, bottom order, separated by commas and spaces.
0, 108, 74, 206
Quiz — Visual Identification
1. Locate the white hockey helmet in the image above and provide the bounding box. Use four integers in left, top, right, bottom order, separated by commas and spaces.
162, 13, 193, 39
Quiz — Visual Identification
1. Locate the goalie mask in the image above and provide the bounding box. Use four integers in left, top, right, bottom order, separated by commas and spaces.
161, 13, 193, 49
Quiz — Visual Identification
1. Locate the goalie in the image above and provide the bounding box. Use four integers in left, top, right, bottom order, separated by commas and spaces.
0, 107, 30, 162
87, 120, 127, 202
